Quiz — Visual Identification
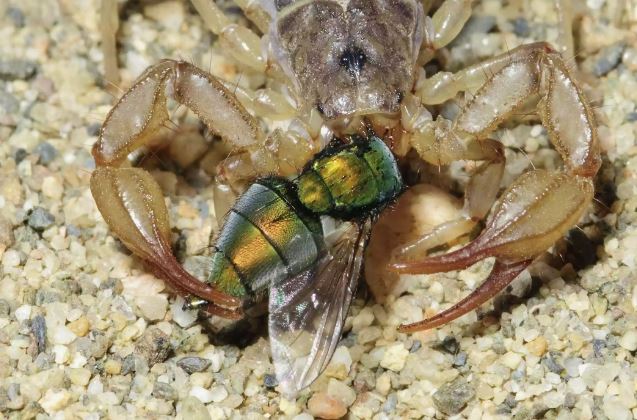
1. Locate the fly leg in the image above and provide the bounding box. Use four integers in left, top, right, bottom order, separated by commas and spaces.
394, 42, 599, 331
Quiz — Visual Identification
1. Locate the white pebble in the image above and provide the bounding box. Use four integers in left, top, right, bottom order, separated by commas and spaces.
53, 345, 70, 364
380, 343, 409, 372
136, 295, 168, 321
618, 330, 637, 351
568, 377, 587, 394
327, 346, 352, 374
543, 391, 564, 408
327, 379, 356, 406
39, 389, 71, 414
501, 352, 523, 370
352, 307, 374, 333
87, 377, 104, 395
15, 304, 31, 321
50, 326, 77, 345
2, 249, 21, 267
292, 414, 314, 420
171, 296, 198, 328
42, 176, 63, 200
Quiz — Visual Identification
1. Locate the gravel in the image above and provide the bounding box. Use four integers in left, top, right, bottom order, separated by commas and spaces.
0, 0, 635, 418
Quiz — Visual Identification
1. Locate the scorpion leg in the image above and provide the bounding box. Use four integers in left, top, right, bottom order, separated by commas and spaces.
422, 0, 473, 52
393, 42, 599, 331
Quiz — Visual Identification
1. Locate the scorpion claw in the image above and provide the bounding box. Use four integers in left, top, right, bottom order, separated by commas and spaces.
391, 169, 594, 329
91, 167, 241, 309
397, 258, 532, 332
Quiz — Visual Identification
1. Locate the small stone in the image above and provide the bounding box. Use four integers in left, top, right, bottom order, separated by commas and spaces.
68, 368, 91, 386
526, 336, 548, 357
0, 59, 37, 80
263, 373, 278, 388
177, 357, 211, 373
501, 352, 523, 370
292, 414, 314, 420
189, 386, 222, 404
15, 304, 31, 321
67, 316, 89, 337
144, 1, 185, 31
0, 90, 19, 114
39, 389, 71, 414
179, 396, 211, 420
170, 297, 198, 328
433, 378, 476, 415
28, 207, 55, 231
375, 372, 391, 395
453, 352, 468, 367
153, 382, 177, 400
511, 17, 530, 37
593, 43, 625, 76
52, 345, 70, 364
136, 295, 168, 321
383, 393, 398, 413
51, 326, 77, 345
135, 327, 171, 366
352, 307, 374, 333
327, 379, 356, 407
6, 6, 25, 27
307, 392, 348, 419
104, 359, 122, 375
34, 142, 57, 165
42, 176, 63, 200
380, 343, 409, 372
618, 330, 637, 351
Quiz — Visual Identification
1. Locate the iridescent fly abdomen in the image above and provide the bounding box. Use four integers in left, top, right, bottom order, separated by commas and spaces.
208, 135, 403, 303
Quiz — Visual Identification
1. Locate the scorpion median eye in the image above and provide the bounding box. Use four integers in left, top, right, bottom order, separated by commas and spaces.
339, 46, 367, 78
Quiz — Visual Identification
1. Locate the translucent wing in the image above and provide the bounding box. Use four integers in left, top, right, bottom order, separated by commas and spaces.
268, 218, 372, 397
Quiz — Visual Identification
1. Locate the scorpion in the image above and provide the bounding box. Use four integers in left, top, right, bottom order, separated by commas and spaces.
91, 0, 599, 395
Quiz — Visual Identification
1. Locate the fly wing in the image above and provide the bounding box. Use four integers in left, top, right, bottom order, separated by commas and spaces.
268, 219, 372, 397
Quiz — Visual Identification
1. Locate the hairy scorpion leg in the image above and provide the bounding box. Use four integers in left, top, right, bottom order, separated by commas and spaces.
392, 42, 600, 331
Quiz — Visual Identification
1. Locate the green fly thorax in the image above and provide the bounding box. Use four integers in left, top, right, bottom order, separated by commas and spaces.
297, 136, 403, 219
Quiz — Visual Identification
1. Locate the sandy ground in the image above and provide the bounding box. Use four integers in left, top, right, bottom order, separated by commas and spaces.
1, 0, 637, 418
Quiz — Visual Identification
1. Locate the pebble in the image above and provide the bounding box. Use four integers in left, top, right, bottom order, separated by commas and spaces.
136, 295, 168, 321
179, 396, 212, 420
380, 343, 409, 372
593, 43, 625, 76
511, 17, 531, 37
153, 382, 177, 400
307, 392, 348, 419
28, 207, 55, 231
68, 368, 91, 386
526, 336, 548, 356
618, 330, 637, 351
263, 373, 278, 388
135, 327, 171, 366
34, 142, 57, 165
327, 379, 356, 407
15, 304, 31, 321
38, 389, 71, 414
0, 58, 37, 80
67, 316, 89, 337
433, 378, 476, 415
177, 356, 211, 373
50, 326, 77, 345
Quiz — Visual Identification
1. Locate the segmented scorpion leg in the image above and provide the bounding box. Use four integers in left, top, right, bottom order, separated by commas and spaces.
393, 42, 600, 331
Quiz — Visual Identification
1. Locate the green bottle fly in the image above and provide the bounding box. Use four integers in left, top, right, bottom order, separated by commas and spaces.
208, 135, 403, 301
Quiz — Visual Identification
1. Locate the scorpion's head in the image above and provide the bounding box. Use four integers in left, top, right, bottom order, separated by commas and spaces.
270, 0, 424, 120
